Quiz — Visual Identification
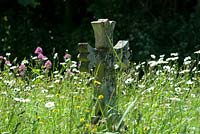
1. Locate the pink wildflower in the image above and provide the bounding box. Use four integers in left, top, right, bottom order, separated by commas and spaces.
5, 60, 11, 66
0, 56, 4, 61
19, 64, 26, 76
38, 53, 45, 61
44, 60, 52, 70
64, 53, 71, 59
34, 46, 43, 54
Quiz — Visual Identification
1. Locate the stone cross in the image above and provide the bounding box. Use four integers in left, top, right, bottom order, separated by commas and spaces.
78, 19, 130, 131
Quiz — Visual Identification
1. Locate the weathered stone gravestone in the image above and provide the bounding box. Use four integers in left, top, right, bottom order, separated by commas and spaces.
78, 19, 130, 131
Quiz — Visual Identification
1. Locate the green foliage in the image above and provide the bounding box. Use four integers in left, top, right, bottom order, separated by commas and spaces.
17, 0, 39, 7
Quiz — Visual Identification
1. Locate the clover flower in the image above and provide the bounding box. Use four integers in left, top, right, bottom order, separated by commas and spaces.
44, 60, 52, 70
38, 53, 46, 61
0, 56, 4, 61
34, 46, 43, 54
19, 64, 26, 76
5, 60, 11, 66
64, 53, 71, 60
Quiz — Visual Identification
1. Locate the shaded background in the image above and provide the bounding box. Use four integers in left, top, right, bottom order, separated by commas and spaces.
0, 0, 200, 62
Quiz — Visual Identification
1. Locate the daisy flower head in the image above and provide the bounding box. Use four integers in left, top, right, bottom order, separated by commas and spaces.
45, 101, 55, 109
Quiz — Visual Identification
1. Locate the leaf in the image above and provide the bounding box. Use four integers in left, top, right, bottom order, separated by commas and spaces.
116, 98, 137, 130
29, 66, 40, 75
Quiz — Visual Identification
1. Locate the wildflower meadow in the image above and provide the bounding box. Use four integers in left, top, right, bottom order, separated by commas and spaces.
0, 46, 200, 134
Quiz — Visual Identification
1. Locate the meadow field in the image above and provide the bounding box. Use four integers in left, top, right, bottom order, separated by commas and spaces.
0, 47, 199, 134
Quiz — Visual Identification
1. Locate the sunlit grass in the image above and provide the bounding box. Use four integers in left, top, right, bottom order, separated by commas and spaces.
0, 48, 200, 133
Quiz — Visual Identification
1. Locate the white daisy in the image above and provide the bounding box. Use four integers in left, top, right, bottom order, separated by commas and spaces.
125, 78, 134, 84
45, 102, 55, 109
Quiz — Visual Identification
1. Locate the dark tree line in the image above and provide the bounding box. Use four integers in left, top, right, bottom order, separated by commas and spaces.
0, 0, 200, 61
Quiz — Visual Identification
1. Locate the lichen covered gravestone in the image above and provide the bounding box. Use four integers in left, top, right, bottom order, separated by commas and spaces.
78, 19, 130, 131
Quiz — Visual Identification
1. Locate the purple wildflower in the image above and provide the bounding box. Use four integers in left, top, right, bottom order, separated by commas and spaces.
19, 64, 26, 76
0, 56, 4, 61
64, 53, 71, 60
38, 53, 45, 61
34, 46, 43, 54
44, 60, 52, 70
5, 60, 11, 66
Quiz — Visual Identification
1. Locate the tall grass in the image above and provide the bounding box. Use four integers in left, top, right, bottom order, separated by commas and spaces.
0, 49, 199, 133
